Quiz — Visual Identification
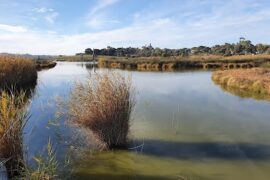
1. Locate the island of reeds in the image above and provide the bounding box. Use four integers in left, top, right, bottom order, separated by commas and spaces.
212, 68, 270, 100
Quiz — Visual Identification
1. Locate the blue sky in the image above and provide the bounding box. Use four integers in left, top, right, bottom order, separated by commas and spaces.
0, 0, 270, 55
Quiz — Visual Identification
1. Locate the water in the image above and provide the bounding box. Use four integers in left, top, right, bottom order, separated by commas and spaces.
25, 62, 270, 180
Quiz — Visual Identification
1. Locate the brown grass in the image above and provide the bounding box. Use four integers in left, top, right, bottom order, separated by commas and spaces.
212, 68, 270, 99
98, 54, 270, 71
56, 55, 94, 62
223, 54, 270, 61
0, 91, 29, 178
98, 54, 270, 63
0, 56, 37, 90
69, 71, 135, 149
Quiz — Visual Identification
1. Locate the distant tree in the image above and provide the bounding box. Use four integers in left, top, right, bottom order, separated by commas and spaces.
85, 48, 93, 55
179, 48, 190, 57
93, 49, 101, 55
266, 47, 270, 55
78, 39, 269, 58
256, 44, 270, 54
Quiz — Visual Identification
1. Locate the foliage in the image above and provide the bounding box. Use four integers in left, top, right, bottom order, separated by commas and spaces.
82, 38, 270, 58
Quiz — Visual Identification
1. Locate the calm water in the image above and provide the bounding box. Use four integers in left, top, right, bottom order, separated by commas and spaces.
25, 62, 270, 180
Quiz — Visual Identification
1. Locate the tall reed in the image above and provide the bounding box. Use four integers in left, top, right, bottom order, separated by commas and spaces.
69, 71, 135, 148
0, 91, 29, 178
0, 56, 37, 90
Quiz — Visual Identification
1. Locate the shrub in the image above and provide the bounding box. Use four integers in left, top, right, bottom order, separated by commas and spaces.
69, 71, 135, 148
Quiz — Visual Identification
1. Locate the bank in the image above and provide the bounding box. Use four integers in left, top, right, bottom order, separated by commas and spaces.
98, 54, 270, 71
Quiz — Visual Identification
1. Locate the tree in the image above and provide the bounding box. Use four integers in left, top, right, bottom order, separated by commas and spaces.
256, 44, 270, 54
85, 48, 93, 55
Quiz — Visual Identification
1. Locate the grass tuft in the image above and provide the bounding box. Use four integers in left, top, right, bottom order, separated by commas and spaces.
0, 91, 29, 178
69, 71, 135, 149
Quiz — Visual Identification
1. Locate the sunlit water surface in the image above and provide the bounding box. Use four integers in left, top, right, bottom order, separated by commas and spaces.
25, 62, 270, 180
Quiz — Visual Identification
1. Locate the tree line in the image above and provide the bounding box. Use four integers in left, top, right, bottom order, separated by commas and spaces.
80, 38, 270, 57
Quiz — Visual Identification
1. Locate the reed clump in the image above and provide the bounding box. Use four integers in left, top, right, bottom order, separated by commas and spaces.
212, 68, 270, 98
0, 56, 37, 89
0, 91, 28, 178
69, 72, 135, 149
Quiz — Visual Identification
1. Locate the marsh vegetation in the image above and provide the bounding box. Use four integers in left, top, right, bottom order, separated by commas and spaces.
0, 91, 28, 178
0, 56, 37, 90
69, 71, 135, 149
98, 54, 270, 71
212, 68, 270, 100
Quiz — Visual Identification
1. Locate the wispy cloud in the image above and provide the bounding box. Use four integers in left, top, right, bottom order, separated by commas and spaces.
45, 12, 59, 24
86, 0, 120, 28
86, 13, 119, 28
90, 0, 119, 15
34, 7, 59, 24
34, 7, 54, 13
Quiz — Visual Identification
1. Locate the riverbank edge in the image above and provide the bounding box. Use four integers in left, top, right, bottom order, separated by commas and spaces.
35, 61, 57, 70
97, 55, 270, 71
212, 68, 270, 100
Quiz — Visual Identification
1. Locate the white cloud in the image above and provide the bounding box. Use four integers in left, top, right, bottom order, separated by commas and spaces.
0, 24, 27, 33
34, 7, 54, 13
1, 0, 270, 55
0, 19, 179, 55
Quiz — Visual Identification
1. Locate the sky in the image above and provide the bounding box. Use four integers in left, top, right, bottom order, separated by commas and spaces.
0, 0, 270, 55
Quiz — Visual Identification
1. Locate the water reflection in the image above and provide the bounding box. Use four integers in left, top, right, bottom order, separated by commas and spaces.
212, 81, 270, 101
131, 140, 270, 160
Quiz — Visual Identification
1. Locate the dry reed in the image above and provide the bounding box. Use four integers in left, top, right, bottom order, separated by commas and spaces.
0, 91, 29, 178
212, 68, 270, 96
0, 56, 37, 90
69, 71, 135, 148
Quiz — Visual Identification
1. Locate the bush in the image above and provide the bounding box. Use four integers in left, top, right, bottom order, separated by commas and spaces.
69, 71, 135, 148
